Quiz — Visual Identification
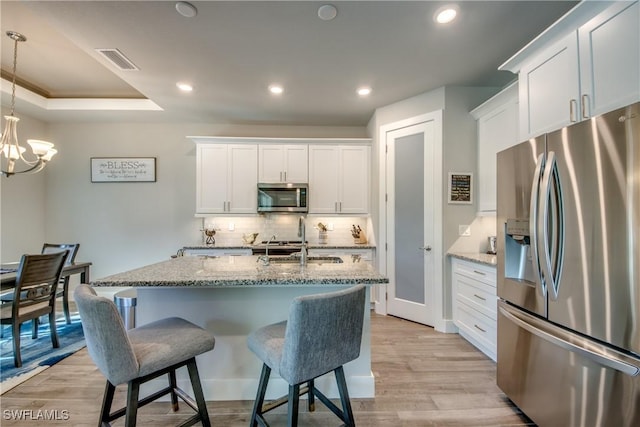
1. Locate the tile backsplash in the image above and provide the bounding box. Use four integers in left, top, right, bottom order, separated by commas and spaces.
199, 215, 373, 246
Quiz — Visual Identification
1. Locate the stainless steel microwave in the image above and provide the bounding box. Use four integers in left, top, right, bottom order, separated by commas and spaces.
257, 183, 308, 213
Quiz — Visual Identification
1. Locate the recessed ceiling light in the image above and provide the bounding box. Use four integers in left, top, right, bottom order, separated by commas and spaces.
176, 82, 193, 92
357, 87, 372, 96
318, 4, 338, 21
269, 84, 284, 95
434, 5, 458, 24
175, 1, 198, 18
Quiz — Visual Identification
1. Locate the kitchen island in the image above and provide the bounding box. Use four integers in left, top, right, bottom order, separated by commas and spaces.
91, 255, 388, 401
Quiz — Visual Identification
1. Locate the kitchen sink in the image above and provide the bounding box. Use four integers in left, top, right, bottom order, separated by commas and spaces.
267, 256, 343, 264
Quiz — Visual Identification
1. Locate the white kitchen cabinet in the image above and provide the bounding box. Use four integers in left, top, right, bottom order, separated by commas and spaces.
503, 1, 639, 139
195, 143, 257, 214
258, 144, 308, 183
308, 145, 370, 214
578, 1, 639, 118
471, 82, 519, 213
451, 258, 497, 361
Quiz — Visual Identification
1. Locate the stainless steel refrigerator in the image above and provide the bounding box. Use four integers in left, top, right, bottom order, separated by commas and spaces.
496, 102, 640, 426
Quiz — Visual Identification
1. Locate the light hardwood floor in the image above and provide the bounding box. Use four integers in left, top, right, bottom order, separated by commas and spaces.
1, 313, 534, 426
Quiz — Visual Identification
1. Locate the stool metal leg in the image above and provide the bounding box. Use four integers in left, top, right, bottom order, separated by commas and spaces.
307, 379, 315, 412
186, 358, 211, 427
125, 380, 140, 427
335, 366, 355, 427
287, 384, 300, 427
169, 369, 179, 411
250, 364, 271, 427
99, 381, 116, 427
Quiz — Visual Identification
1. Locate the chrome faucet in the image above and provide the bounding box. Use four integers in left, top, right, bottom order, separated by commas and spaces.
257, 234, 277, 266
298, 216, 308, 266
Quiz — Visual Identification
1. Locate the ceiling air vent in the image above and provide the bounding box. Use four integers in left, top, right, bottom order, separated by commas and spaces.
95, 48, 139, 71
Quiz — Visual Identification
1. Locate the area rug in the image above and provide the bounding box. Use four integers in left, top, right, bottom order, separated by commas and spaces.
0, 314, 85, 394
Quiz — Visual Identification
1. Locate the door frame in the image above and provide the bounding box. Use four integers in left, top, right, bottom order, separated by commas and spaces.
376, 111, 445, 330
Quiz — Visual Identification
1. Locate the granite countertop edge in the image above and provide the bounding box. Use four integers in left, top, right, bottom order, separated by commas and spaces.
448, 252, 497, 267
91, 255, 389, 288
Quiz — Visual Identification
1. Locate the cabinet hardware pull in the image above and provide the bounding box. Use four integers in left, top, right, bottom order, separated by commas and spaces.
581, 94, 589, 119
283, 171, 287, 181
473, 294, 486, 301
335, 202, 338, 212
570, 99, 577, 122
279, 171, 283, 182
473, 270, 486, 276
474, 324, 487, 333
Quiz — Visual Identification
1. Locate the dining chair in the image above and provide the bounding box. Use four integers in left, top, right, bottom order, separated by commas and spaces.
247, 285, 366, 427
74, 284, 215, 427
0, 251, 68, 367
41, 243, 80, 324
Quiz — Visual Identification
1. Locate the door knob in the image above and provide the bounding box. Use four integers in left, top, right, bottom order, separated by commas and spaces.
419, 245, 432, 251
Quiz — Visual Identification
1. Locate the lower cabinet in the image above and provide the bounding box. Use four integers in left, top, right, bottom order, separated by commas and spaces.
182, 248, 252, 256
451, 258, 497, 361
309, 248, 377, 304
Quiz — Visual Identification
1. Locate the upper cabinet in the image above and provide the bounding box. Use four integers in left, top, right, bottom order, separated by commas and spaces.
501, 1, 639, 139
309, 144, 370, 214
194, 142, 258, 214
578, 1, 639, 118
258, 144, 308, 183
471, 82, 519, 213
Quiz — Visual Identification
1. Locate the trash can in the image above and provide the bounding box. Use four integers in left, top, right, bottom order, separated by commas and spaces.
114, 289, 137, 330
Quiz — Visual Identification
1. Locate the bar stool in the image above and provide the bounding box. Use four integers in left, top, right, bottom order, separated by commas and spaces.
74, 284, 214, 427
247, 285, 366, 427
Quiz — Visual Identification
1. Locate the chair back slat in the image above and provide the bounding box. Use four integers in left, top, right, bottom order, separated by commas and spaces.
11, 252, 67, 314
42, 243, 80, 266
280, 285, 366, 385
73, 284, 140, 385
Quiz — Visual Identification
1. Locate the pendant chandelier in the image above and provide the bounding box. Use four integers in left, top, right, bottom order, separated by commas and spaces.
1, 31, 57, 177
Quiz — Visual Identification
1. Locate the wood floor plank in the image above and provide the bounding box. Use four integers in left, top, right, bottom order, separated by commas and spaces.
0, 312, 533, 426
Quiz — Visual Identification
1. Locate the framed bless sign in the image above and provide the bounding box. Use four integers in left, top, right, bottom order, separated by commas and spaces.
448, 172, 472, 204
91, 157, 156, 183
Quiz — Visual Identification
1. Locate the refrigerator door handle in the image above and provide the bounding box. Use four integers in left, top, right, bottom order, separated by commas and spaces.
538, 151, 557, 299
529, 152, 546, 297
499, 302, 640, 377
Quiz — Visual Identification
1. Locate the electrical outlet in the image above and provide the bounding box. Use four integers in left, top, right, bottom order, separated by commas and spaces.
459, 225, 471, 236
228, 222, 235, 231
328, 223, 334, 231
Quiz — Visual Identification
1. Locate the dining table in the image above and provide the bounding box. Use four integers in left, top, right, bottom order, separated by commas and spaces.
0, 261, 92, 291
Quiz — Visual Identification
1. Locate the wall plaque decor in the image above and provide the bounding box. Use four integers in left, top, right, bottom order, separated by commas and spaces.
91, 157, 156, 182
448, 172, 473, 204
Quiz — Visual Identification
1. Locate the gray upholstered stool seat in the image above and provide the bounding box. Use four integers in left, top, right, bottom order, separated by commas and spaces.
74, 284, 214, 427
247, 285, 366, 427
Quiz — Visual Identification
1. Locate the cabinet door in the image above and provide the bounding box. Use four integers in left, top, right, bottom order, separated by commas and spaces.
258, 145, 285, 183
283, 145, 308, 182
579, 1, 640, 118
196, 144, 228, 214
309, 145, 340, 213
477, 100, 518, 212
519, 32, 580, 138
339, 146, 370, 214
258, 144, 308, 183
228, 144, 257, 213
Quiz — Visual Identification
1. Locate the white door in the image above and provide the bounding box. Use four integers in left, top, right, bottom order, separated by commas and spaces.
385, 121, 438, 325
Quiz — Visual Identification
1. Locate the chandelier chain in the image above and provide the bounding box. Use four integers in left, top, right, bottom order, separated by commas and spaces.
10, 34, 18, 116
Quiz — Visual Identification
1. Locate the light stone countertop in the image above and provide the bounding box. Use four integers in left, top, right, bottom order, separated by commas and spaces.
91, 255, 389, 288
448, 252, 497, 267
